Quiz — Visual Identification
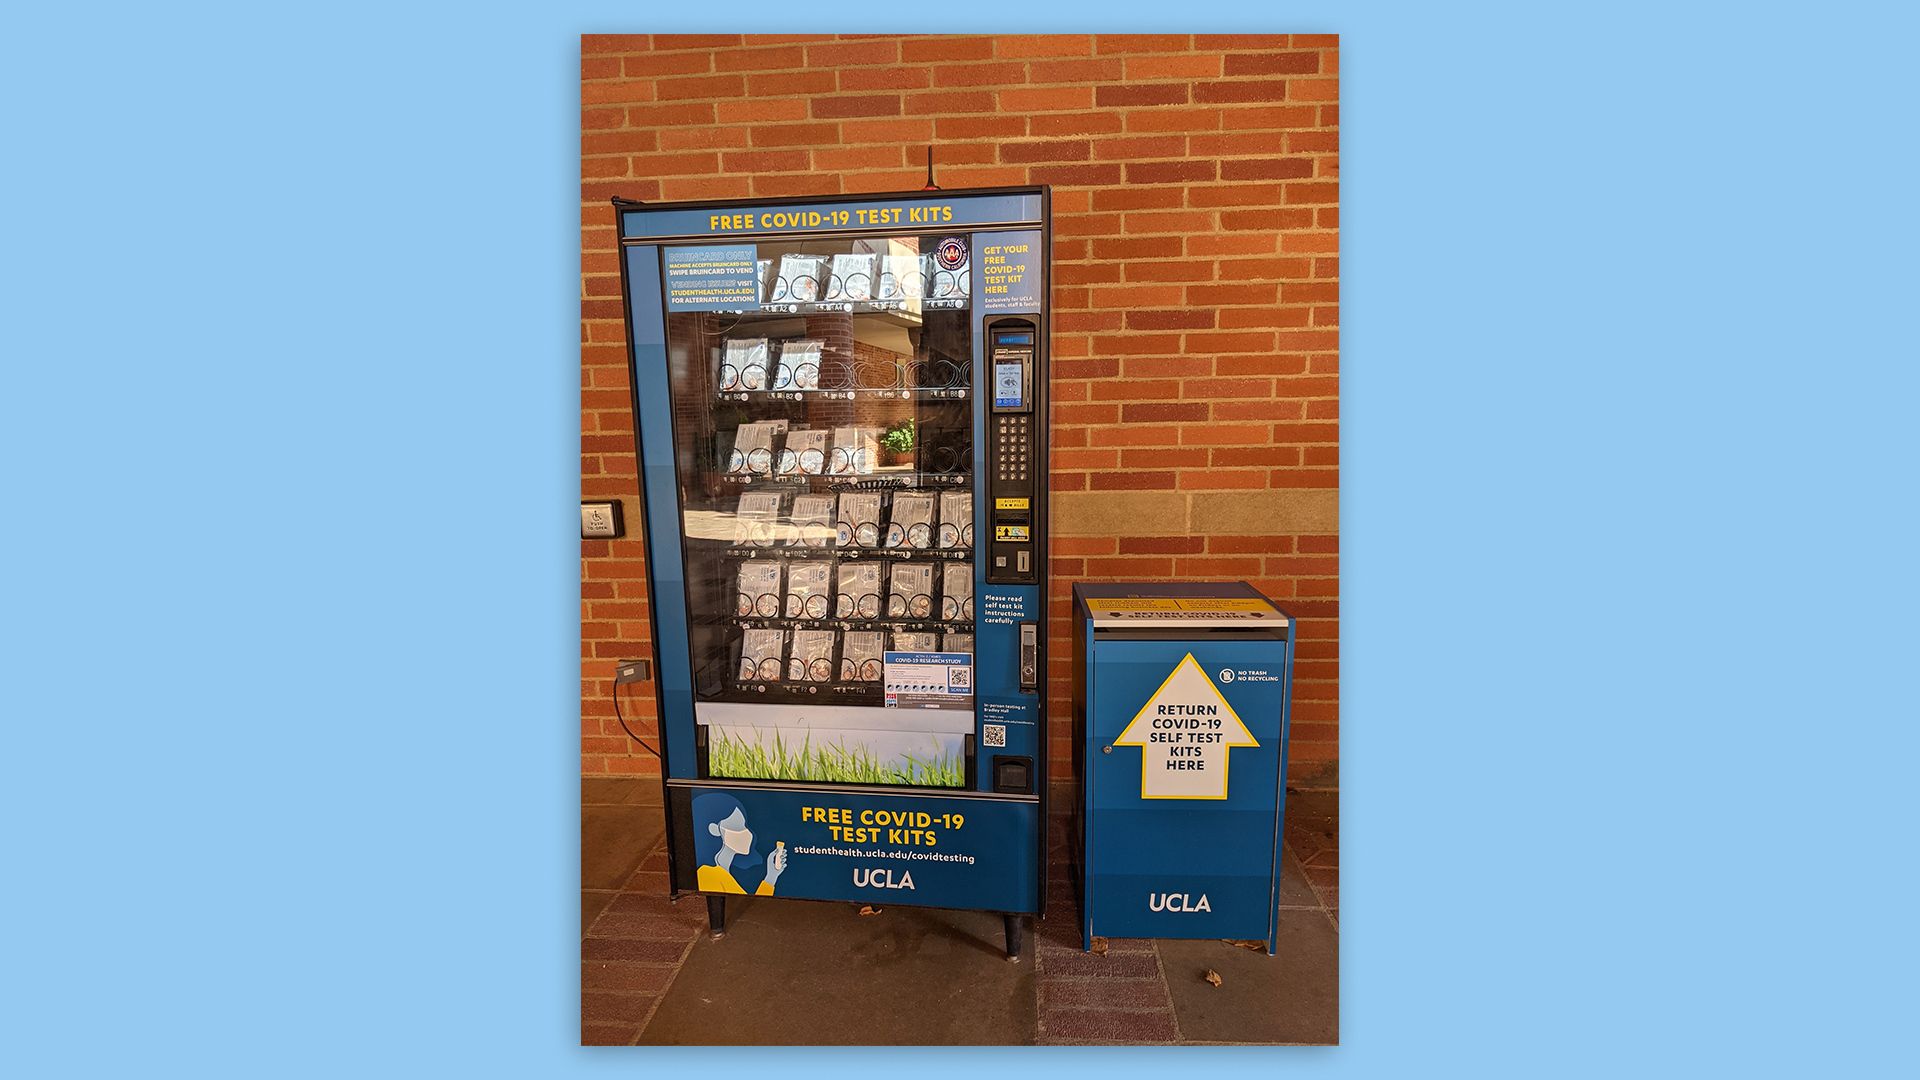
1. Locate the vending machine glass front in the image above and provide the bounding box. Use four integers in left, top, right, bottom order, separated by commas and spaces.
660, 232, 981, 788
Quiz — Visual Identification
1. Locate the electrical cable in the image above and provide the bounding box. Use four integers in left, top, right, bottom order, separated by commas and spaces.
611, 678, 662, 760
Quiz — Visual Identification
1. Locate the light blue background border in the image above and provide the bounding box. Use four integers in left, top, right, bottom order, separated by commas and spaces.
5, 2, 1917, 1075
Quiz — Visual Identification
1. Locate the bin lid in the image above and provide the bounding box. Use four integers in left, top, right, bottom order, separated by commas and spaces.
1075, 581, 1289, 630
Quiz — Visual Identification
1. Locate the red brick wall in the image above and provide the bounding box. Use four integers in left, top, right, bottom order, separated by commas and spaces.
581, 33, 1339, 783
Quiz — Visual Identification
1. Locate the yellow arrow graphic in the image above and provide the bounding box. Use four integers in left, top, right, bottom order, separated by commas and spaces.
1113, 653, 1258, 800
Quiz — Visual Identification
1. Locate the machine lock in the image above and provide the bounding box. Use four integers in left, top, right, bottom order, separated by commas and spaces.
1018, 622, 1038, 691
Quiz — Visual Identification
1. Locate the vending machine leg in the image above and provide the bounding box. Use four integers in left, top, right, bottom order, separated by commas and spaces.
1003, 914, 1024, 961
706, 895, 726, 937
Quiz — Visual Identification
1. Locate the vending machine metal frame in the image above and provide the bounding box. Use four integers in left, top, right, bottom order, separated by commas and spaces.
610, 186, 1051, 956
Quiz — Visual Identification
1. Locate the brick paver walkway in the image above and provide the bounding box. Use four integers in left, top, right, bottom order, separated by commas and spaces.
581, 781, 1338, 1045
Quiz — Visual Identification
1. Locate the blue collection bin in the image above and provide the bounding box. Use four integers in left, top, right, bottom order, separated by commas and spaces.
1071, 582, 1295, 954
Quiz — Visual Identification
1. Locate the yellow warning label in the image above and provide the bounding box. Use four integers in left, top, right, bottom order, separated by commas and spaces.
1087, 596, 1283, 625
1174, 598, 1273, 612
1112, 653, 1258, 800
995, 525, 1030, 541
994, 498, 1029, 510
1087, 599, 1181, 612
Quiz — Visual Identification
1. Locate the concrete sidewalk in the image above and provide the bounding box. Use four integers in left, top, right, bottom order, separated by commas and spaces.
582, 777, 1338, 1046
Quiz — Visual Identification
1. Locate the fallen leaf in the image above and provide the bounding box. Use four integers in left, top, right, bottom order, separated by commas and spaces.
1228, 939, 1266, 952
1203, 968, 1223, 988
1090, 937, 1109, 955
857, 905, 883, 917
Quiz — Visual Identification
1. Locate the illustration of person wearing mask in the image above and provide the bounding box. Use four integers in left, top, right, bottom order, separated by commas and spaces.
692, 792, 787, 896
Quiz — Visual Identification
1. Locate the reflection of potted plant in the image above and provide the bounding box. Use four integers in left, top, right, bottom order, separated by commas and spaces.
880, 418, 916, 468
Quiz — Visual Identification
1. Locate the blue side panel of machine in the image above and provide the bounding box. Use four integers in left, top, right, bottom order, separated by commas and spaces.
974, 586, 1040, 784
624, 244, 697, 779
968, 231, 1042, 791
1084, 636, 1292, 943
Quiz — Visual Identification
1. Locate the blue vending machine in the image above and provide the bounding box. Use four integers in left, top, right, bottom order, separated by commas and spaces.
1072, 582, 1295, 953
612, 187, 1051, 957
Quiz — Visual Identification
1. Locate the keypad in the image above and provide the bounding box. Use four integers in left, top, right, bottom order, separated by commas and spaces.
995, 414, 1030, 482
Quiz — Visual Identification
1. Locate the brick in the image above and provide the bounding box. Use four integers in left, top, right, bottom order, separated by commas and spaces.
1124, 54, 1222, 80
935, 115, 1028, 139
901, 36, 996, 63
1125, 160, 1215, 184
1121, 402, 1208, 423
624, 102, 714, 127
1221, 157, 1314, 180
1224, 51, 1321, 76
746, 70, 836, 97
811, 145, 903, 172
838, 118, 934, 144
714, 45, 806, 72
656, 176, 751, 200
582, 131, 657, 156
581, 34, 646, 55
1123, 211, 1213, 234
1092, 186, 1185, 211
656, 125, 749, 150
1188, 232, 1279, 256
996, 35, 1094, 58
581, 81, 657, 106
839, 65, 930, 91
721, 97, 810, 123
754, 172, 838, 197
651, 34, 740, 50
811, 94, 902, 119
1028, 163, 1123, 187
1188, 183, 1286, 208
1029, 58, 1125, 84
749, 123, 839, 148
626, 151, 719, 177
1127, 308, 1215, 330
932, 61, 1026, 88
1284, 181, 1340, 204
655, 74, 744, 101
620, 51, 712, 78
1029, 111, 1125, 137
998, 86, 1095, 112
1090, 377, 1179, 399
1123, 107, 1222, 132
1090, 470, 1176, 490
1094, 34, 1192, 54
1000, 140, 1092, 163
1193, 34, 1291, 50
1095, 83, 1189, 107
804, 40, 901, 67
1093, 135, 1187, 161
903, 90, 996, 116
1092, 235, 1181, 260
1125, 260, 1213, 282
721, 149, 809, 173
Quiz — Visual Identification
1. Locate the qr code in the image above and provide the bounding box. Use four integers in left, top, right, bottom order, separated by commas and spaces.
983, 724, 1007, 748
949, 666, 972, 690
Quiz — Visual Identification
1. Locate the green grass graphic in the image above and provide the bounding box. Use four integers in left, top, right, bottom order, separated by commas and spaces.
707, 727, 964, 787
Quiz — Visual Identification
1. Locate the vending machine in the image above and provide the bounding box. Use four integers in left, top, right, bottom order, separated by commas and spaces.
611, 186, 1050, 956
